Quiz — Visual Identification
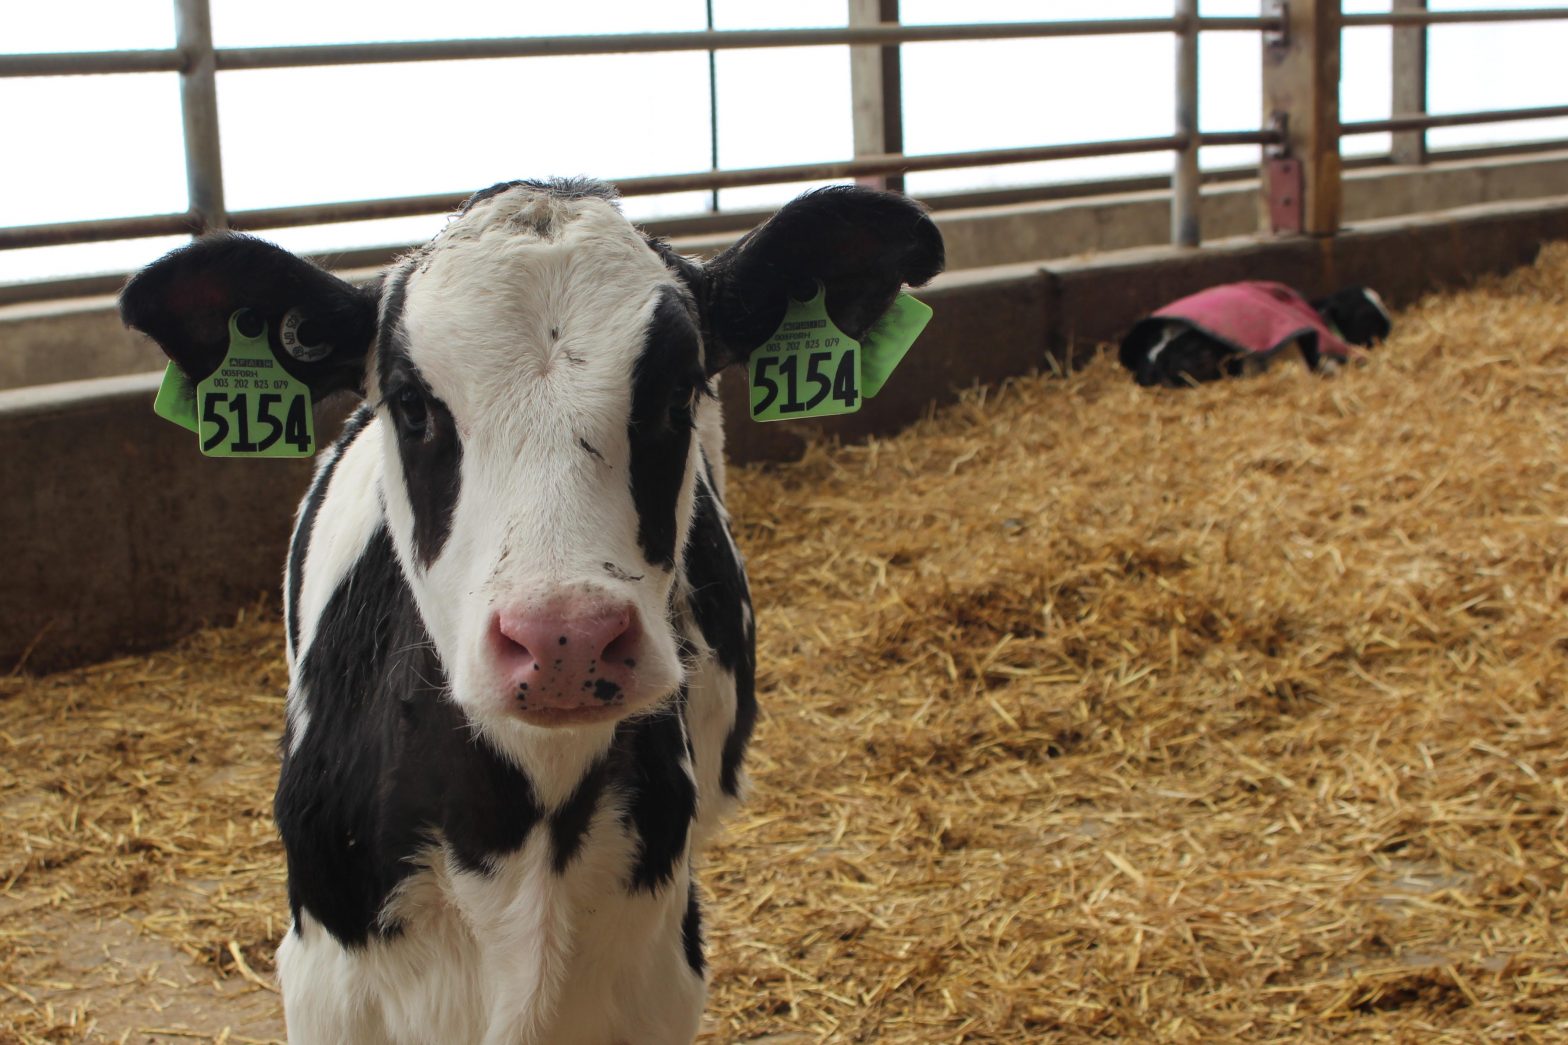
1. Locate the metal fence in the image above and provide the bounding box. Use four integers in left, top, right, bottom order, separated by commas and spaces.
3, 0, 1567, 302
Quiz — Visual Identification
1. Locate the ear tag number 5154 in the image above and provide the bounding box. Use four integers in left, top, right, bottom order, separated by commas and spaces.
748, 284, 862, 423
194, 310, 315, 458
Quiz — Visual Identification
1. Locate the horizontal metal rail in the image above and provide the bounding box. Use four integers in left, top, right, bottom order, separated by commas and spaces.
0, 49, 183, 77
0, 18, 1281, 78
0, 213, 197, 250
1342, 8, 1568, 28
1343, 104, 1568, 136
0, 131, 1277, 252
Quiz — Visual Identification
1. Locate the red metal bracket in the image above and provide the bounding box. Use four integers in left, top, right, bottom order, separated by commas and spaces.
1266, 156, 1304, 234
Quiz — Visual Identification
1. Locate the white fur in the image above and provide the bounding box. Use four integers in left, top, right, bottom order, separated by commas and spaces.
1363, 286, 1392, 327
1142, 321, 1183, 366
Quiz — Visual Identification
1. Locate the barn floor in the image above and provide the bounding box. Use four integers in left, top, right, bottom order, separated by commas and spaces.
6, 246, 1568, 1043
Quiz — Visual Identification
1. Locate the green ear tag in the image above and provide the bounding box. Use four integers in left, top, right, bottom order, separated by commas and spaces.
153, 363, 199, 433
859, 293, 932, 400
748, 284, 862, 422
194, 310, 315, 458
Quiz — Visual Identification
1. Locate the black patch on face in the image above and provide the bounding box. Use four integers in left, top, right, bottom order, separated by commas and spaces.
611, 695, 696, 893
681, 880, 705, 977
683, 468, 758, 797
378, 272, 464, 568
281, 527, 544, 948
627, 286, 703, 571
550, 757, 609, 874
593, 678, 623, 703
286, 404, 375, 659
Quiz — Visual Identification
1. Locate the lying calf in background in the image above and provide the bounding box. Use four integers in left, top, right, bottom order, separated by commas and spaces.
1119, 281, 1393, 388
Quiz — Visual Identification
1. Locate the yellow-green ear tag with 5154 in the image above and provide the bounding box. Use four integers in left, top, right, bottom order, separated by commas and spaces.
748, 284, 861, 422
194, 310, 315, 457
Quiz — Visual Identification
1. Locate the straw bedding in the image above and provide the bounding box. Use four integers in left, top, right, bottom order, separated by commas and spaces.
5, 245, 1568, 1043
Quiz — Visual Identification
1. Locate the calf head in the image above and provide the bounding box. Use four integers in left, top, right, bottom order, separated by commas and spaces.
122, 180, 942, 737
1315, 286, 1393, 347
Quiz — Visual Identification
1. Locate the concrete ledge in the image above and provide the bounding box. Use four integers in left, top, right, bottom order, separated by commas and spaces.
7, 195, 1568, 672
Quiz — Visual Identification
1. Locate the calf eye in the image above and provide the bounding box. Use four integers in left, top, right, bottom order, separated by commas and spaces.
390, 384, 430, 439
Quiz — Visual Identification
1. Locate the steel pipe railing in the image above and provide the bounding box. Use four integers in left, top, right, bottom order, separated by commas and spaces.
1343, 104, 1568, 137
3, 3, 1568, 299
1342, 8, 1568, 28
0, 132, 1279, 252
0, 18, 1284, 78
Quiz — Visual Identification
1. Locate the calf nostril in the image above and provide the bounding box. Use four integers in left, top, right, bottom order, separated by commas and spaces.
601, 617, 641, 666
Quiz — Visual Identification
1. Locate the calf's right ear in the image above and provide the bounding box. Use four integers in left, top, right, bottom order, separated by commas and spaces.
120, 233, 379, 398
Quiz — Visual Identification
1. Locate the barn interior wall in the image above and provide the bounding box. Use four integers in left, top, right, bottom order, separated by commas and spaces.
5, 189, 1568, 673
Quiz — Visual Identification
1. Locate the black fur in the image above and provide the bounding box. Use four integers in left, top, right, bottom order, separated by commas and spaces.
549, 757, 610, 874
628, 286, 704, 571
697, 186, 945, 373
683, 469, 757, 797
681, 880, 705, 976
378, 271, 464, 568
119, 233, 376, 397
615, 692, 697, 893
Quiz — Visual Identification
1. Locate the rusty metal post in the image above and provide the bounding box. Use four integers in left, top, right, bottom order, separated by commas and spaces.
1391, 0, 1428, 165
849, 0, 905, 193
1261, 0, 1341, 236
1172, 0, 1201, 246
174, 0, 227, 233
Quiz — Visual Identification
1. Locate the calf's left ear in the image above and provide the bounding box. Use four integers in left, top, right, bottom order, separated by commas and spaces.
120, 233, 379, 398
697, 186, 944, 373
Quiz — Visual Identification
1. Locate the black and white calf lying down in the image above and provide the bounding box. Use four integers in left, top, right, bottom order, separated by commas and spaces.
1119, 281, 1393, 388
120, 180, 943, 1043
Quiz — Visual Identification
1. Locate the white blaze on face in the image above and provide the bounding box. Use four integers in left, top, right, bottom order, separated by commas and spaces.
1362, 287, 1392, 328
371, 186, 702, 742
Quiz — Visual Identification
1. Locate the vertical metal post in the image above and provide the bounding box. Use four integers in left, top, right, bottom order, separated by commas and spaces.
1172, 0, 1201, 247
1391, 0, 1428, 165
705, 0, 720, 212
1261, 0, 1342, 236
848, 0, 905, 193
174, 0, 227, 233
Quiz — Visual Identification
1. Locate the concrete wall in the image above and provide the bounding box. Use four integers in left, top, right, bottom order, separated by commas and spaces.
6, 193, 1568, 673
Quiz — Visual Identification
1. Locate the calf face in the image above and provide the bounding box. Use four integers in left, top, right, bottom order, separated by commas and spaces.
122, 180, 942, 747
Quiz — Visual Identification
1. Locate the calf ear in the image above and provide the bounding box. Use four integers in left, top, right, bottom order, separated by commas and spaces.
119, 233, 378, 398
698, 186, 944, 373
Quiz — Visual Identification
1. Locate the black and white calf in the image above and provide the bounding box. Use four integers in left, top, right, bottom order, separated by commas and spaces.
121, 180, 943, 1043
1120, 282, 1394, 388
